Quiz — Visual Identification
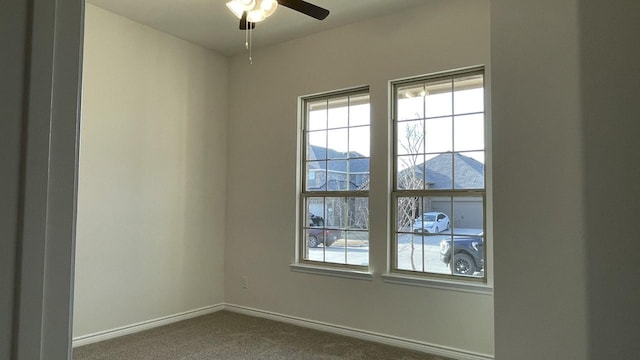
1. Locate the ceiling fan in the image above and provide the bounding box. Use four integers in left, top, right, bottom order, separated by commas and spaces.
226, 0, 330, 30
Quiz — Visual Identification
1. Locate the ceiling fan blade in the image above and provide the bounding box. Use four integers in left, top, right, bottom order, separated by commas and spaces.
239, 12, 256, 30
278, 0, 330, 20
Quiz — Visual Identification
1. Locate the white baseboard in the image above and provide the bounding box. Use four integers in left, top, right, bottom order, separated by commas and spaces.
224, 304, 494, 360
72, 302, 493, 360
72, 303, 224, 347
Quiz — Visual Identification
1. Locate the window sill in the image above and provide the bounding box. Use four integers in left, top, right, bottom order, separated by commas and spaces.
381, 273, 493, 295
290, 263, 374, 281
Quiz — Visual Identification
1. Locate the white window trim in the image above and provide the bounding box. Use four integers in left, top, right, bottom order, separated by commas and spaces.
297, 86, 371, 270
389, 66, 489, 283
380, 273, 492, 295
290, 263, 374, 281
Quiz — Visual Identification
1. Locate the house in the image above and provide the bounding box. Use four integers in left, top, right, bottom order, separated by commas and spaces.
398, 152, 485, 229
420, 152, 484, 190
2, 1, 639, 360
308, 147, 484, 228
306, 145, 370, 191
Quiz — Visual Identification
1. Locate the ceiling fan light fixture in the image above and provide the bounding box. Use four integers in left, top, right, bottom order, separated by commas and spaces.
226, 0, 256, 19
237, 0, 257, 10
247, 9, 266, 22
226, 0, 329, 63
248, 0, 278, 23
260, 0, 277, 11
226, 0, 277, 22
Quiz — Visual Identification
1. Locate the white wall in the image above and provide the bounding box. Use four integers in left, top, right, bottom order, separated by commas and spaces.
2, 0, 83, 357
492, 1, 640, 358
6, 1, 639, 359
226, 0, 493, 356
73, 5, 228, 337
1, 2, 30, 357
580, 1, 640, 358
491, 0, 589, 358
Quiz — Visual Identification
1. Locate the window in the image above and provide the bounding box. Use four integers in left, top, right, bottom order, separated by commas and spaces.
391, 67, 486, 281
299, 88, 370, 268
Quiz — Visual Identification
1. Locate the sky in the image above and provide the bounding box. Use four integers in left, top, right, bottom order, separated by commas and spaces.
307, 86, 485, 167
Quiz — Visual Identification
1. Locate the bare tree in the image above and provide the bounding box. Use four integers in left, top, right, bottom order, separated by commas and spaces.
326, 197, 347, 228
352, 197, 369, 230
396, 122, 425, 270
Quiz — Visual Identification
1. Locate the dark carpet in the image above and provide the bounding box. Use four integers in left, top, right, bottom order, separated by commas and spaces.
73, 310, 453, 359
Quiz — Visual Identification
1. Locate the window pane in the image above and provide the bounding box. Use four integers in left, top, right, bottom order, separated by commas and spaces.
307, 131, 327, 160
326, 128, 348, 158
304, 197, 350, 262
345, 230, 369, 266
306, 197, 325, 225
304, 228, 326, 261
307, 127, 370, 192
425, 117, 452, 153
448, 234, 484, 278
451, 196, 484, 235
325, 197, 348, 229
396, 232, 450, 274
349, 94, 370, 126
304, 197, 326, 261
447, 196, 484, 277
432, 197, 454, 236
453, 152, 484, 189
396, 196, 452, 274
326, 160, 348, 190
454, 75, 484, 115
349, 126, 370, 157
413, 196, 452, 234
396, 233, 424, 272
397, 120, 424, 155
348, 197, 369, 230
348, 159, 369, 191
425, 79, 452, 118
307, 99, 327, 131
397, 84, 425, 121
311, 197, 369, 267
327, 97, 349, 129
397, 155, 425, 190
396, 196, 421, 232
424, 153, 453, 190
306, 161, 325, 191
454, 114, 484, 152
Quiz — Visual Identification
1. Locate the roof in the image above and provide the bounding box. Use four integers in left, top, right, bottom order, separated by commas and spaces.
400, 152, 484, 189
307, 145, 369, 190
422, 152, 484, 189
307, 145, 369, 174
308, 145, 484, 190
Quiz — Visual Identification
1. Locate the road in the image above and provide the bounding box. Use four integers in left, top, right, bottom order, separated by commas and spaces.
307, 233, 450, 274
307, 228, 483, 276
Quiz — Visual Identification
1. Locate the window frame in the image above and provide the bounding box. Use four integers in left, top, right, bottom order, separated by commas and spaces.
389, 67, 488, 283
297, 86, 371, 271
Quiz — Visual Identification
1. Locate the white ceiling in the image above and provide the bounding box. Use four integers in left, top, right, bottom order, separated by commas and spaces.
87, 0, 427, 56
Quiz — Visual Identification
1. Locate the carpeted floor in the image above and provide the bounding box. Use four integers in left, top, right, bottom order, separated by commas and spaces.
73, 311, 453, 360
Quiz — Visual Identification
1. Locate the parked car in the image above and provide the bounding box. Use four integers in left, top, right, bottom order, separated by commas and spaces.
439, 234, 484, 276
309, 213, 324, 227
307, 228, 341, 248
307, 213, 342, 248
413, 212, 450, 233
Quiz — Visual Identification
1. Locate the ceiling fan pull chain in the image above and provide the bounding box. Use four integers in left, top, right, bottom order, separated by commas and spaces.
228, 0, 329, 63
245, 25, 249, 49
248, 26, 253, 64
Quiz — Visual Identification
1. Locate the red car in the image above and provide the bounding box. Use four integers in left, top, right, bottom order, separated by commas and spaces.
306, 228, 342, 248
306, 214, 342, 248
